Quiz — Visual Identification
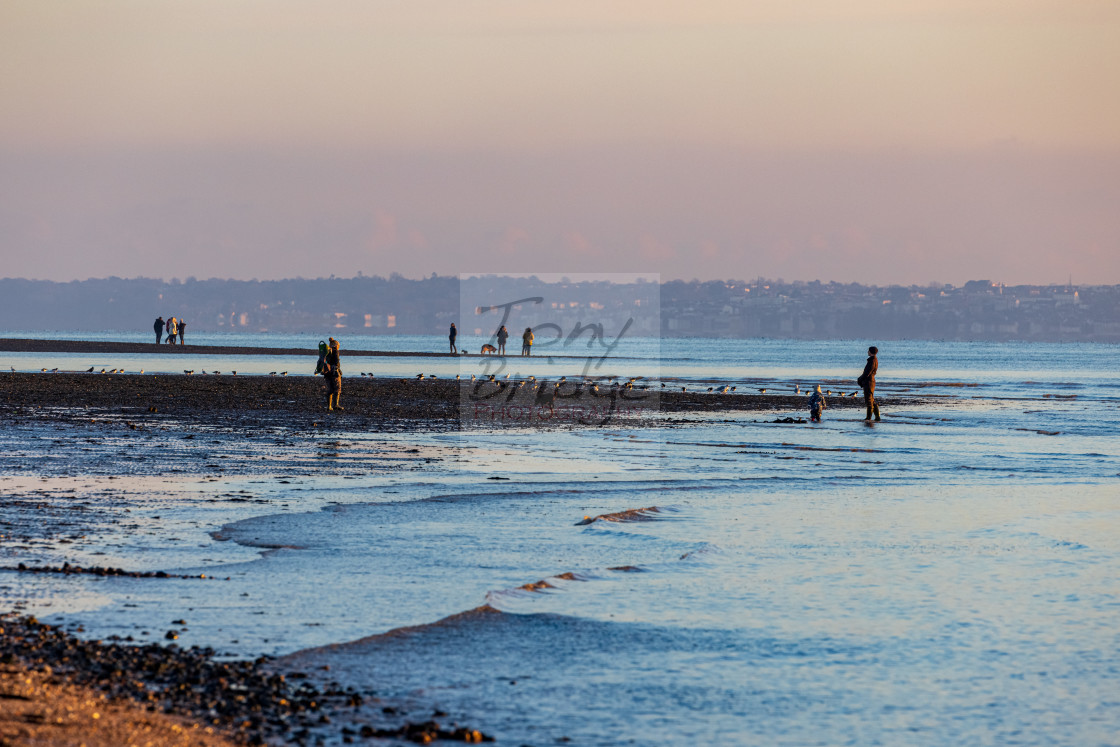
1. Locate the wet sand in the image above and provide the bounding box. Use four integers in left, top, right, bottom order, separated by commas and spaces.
0, 337, 456, 358
0, 663, 236, 747
1, 337, 614, 360
0, 372, 911, 430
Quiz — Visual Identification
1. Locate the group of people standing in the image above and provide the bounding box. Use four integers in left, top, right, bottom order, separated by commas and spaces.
447, 323, 534, 356
154, 316, 186, 345
808, 346, 882, 423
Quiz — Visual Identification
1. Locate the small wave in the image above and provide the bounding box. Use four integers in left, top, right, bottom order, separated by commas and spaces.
516, 571, 590, 593
574, 506, 671, 525
209, 528, 305, 550
282, 605, 507, 659
908, 381, 981, 388
678, 544, 720, 562
787, 445, 882, 453
490, 565, 653, 605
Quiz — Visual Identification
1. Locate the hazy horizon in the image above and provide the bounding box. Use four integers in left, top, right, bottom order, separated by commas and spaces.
0, 269, 1111, 289
2, 2, 1118, 285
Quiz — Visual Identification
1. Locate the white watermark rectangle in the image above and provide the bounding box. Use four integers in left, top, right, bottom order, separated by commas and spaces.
457, 273, 660, 429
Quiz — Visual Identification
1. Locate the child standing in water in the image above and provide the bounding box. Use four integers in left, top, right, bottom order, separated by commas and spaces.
808, 384, 827, 422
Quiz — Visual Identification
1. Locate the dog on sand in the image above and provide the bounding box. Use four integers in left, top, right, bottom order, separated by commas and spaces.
480, 344, 498, 355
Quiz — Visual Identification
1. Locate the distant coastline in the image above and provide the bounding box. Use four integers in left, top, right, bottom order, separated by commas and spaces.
2, 275, 1118, 342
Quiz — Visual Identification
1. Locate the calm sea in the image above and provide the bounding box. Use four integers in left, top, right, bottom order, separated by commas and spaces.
2, 334, 1118, 745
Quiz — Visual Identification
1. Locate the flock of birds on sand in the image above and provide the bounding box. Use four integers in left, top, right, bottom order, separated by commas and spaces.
13, 366, 860, 397
396, 373, 862, 398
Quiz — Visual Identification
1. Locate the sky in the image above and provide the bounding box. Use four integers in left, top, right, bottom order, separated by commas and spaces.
1, 1, 1118, 285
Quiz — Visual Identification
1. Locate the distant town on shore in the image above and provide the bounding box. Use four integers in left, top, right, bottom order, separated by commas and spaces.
1, 275, 1117, 342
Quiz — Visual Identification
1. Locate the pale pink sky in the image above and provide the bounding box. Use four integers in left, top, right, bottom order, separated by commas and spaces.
1, 1, 1118, 284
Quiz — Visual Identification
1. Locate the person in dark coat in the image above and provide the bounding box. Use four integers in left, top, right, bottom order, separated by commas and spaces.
154, 316, 165, 344
323, 337, 343, 411
177, 319, 187, 345
449, 323, 457, 354
808, 384, 827, 422
496, 325, 509, 355
857, 345, 881, 421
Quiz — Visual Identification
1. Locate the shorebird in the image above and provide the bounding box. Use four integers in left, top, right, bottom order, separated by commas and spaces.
51, 368, 59, 372
40, 368, 47, 372
680, 386, 686, 392
527, 375, 535, 382
416, 373, 424, 379
455, 374, 460, 380
232, 371, 237, 375
280, 371, 287, 376
758, 388, 767, 394
826, 389, 832, 395
184, 370, 193, 375
730, 386, 736, 392
201, 370, 208, 375
504, 373, 510, 379
707, 386, 713, 392
488, 374, 496, 381
86, 367, 94, 373
139, 369, 144, 374
269, 371, 277, 376
213, 371, 221, 375
99, 369, 106, 374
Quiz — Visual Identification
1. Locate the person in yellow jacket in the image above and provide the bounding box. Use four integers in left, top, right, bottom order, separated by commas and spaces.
322, 338, 344, 411
521, 327, 534, 356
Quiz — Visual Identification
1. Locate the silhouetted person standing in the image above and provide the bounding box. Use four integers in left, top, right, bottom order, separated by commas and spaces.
449, 323, 457, 354
858, 345, 881, 421
496, 325, 509, 355
154, 316, 165, 344
166, 317, 177, 345
323, 337, 343, 412
178, 319, 187, 345
521, 327, 533, 356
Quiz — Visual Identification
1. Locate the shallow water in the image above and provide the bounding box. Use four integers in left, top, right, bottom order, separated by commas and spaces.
2, 339, 1119, 745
